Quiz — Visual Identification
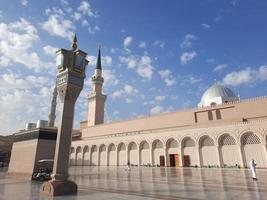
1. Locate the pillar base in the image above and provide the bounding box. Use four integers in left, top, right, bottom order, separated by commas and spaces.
40, 179, 77, 196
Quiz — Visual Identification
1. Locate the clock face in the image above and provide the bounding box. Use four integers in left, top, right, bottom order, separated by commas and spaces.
75, 55, 85, 70
56, 53, 64, 69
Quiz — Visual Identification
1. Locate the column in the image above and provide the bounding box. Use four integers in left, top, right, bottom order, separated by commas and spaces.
238, 145, 245, 168
262, 144, 267, 167
164, 145, 168, 167
150, 146, 153, 165
197, 145, 202, 167
106, 149, 109, 166
97, 149, 100, 166
178, 147, 183, 167
126, 144, 129, 164
137, 146, 141, 166
216, 145, 223, 167
115, 145, 118, 166
75, 152, 78, 166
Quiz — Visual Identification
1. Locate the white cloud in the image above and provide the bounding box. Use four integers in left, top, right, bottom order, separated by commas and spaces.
87, 55, 112, 67
78, 1, 96, 17
0, 18, 54, 72
111, 89, 124, 99
88, 25, 100, 34
119, 55, 154, 80
21, 0, 28, 6
102, 69, 119, 86
153, 40, 165, 48
124, 36, 133, 49
138, 41, 146, 48
0, 56, 9, 67
136, 56, 153, 80
43, 45, 58, 57
158, 70, 176, 86
126, 98, 133, 103
181, 75, 202, 85
42, 8, 75, 40
180, 34, 197, 49
0, 72, 50, 90
150, 105, 164, 115
180, 51, 197, 65
73, 12, 82, 21
222, 66, 267, 86
201, 24, 210, 29
155, 95, 166, 101
213, 64, 228, 72
111, 84, 138, 99
0, 72, 54, 133
124, 84, 138, 95
119, 55, 137, 69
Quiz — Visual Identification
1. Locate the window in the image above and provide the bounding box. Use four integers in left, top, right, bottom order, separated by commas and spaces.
216, 109, 221, 120
208, 110, 213, 120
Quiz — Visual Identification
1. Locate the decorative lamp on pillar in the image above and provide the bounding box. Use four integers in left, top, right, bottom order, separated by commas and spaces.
41, 34, 88, 196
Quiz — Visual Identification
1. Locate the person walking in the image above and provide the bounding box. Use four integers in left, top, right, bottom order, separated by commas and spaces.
126, 160, 131, 171
249, 159, 257, 181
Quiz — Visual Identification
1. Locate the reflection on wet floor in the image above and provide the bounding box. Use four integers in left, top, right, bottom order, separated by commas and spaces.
0, 166, 267, 200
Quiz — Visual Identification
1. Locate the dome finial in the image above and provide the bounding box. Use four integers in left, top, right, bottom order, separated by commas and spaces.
71, 34, 77, 50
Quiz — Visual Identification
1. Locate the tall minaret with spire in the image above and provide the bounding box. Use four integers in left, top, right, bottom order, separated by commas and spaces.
48, 82, 57, 127
87, 47, 107, 126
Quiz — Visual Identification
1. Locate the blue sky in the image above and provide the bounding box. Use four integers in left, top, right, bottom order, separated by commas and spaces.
0, 0, 267, 134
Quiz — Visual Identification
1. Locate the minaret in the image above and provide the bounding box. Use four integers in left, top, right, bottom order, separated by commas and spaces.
87, 47, 107, 126
48, 84, 57, 127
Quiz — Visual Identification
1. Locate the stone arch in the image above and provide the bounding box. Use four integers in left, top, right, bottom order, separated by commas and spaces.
140, 140, 150, 165
108, 143, 116, 166
69, 147, 76, 166
241, 132, 267, 168
99, 144, 107, 166
166, 138, 179, 167
118, 143, 127, 166
181, 136, 197, 167
199, 135, 218, 166
128, 141, 138, 165
218, 134, 240, 167
76, 146, 82, 166
90, 145, 98, 166
83, 145, 90, 166
152, 139, 164, 166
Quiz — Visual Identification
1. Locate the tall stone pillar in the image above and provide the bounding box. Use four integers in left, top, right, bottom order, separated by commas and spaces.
197, 145, 202, 167
150, 146, 153, 165
137, 146, 141, 166
238, 145, 245, 168
216, 145, 223, 167
48, 84, 57, 127
41, 35, 89, 196
178, 147, 183, 167
164, 145, 168, 167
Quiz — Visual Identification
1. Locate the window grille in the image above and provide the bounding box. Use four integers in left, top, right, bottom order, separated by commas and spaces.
183, 138, 196, 147
219, 135, 236, 145
242, 133, 261, 145
201, 136, 214, 146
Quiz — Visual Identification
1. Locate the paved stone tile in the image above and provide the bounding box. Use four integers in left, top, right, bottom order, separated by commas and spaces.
0, 167, 266, 200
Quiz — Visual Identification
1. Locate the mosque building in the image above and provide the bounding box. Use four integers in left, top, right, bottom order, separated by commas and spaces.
70, 49, 267, 169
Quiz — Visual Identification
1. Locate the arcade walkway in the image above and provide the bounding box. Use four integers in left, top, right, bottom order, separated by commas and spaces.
0, 166, 267, 199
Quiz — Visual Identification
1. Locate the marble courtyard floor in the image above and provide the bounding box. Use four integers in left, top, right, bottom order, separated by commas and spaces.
0, 166, 266, 200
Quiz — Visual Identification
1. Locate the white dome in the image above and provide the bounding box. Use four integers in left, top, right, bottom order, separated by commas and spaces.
198, 83, 239, 107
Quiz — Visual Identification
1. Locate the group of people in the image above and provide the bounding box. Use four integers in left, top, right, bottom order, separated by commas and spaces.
126, 159, 258, 181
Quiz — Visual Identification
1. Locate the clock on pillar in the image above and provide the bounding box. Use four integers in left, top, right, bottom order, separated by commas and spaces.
41, 34, 89, 197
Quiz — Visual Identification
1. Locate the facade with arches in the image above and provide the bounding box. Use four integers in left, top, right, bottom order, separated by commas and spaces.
70, 96, 267, 168
71, 56, 267, 168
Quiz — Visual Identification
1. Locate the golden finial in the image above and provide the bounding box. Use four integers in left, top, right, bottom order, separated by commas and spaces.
71, 34, 77, 50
